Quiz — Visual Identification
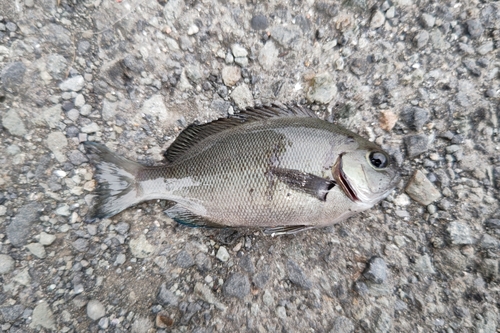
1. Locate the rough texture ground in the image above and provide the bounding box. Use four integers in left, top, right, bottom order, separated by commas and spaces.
1, 0, 500, 332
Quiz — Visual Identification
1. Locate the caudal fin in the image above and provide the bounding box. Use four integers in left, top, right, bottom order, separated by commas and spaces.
83, 142, 143, 221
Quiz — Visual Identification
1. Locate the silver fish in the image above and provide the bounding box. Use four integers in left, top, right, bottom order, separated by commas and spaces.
84, 104, 400, 234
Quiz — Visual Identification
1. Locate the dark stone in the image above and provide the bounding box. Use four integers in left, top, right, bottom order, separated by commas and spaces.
404, 134, 429, 158
77, 40, 91, 54
239, 255, 255, 274
251, 15, 268, 30
62, 101, 75, 111
1, 62, 26, 94
484, 219, 500, 230
115, 222, 130, 235
195, 253, 212, 272
252, 269, 270, 289
462, 59, 481, 76
67, 150, 88, 165
66, 126, 79, 137
179, 302, 202, 325
6, 202, 43, 247
363, 256, 387, 284
467, 19, 484, 39
123, 54, 144, 73
223, 273, 250, 299
0, 304, 25, 322
286, 259, 312, 290
176, 250, 194, 268
350, 58, 367, 76
400, 106, 429, 130
157, 283, 179, 306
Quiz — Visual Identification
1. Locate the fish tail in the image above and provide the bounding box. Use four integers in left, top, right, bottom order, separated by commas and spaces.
83, 142, 143, 221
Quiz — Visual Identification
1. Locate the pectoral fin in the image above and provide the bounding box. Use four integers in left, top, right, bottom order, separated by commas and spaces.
263, 225, 314, 236
271, 167, 336, 201
164, 204, 223, 228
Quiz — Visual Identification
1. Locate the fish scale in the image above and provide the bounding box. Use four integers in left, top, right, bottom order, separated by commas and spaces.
84, 104, 400, 233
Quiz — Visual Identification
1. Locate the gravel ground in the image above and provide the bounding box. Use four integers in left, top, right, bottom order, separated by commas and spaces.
1, 0, 500, 332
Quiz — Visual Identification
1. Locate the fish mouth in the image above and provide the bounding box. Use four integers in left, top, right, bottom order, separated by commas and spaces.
333, 153, 359, 202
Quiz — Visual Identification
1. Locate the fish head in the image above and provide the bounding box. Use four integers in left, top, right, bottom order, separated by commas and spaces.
332, 146, 400, 206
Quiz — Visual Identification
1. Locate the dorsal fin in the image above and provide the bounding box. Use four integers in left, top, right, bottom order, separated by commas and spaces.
163, 103, 317, 163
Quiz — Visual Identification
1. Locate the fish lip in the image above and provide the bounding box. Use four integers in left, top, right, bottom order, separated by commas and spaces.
333, 153, 360, 202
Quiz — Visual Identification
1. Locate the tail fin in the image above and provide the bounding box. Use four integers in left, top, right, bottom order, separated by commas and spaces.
83, 142, 143, 221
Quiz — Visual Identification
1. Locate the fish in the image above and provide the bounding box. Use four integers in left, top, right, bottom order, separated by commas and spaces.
83, 104, 400, 235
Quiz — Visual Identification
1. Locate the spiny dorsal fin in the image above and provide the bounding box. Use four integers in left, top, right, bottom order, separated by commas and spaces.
163, 103, 316, 163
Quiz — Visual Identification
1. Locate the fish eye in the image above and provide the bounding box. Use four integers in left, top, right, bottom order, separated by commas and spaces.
368, 151, 388, 169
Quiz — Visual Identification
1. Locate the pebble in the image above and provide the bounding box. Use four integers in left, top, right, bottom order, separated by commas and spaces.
467, 19, 484, 39
46, 54, 68, 80
370, 10, 385, 29
129, 234, 155, 258
270, 25, 302, 48
258, 41, 279, 70
43, 104, 62, 128
414, 253, 436, 274
194, 282, 227, 311
479, 234, 499, 249
66, 109, 79, 122
404, 135, 429, 158
26, 243, 47, 259
306, 73, 337, 104
405, 170, 441, 205
446, 222, 473, 245
286, 259, 312, 290
80, 104, 92, 116
0, 254, 15, 274
330, 316, 355, 333
59, 75, 85, 92
400, 106, 429, 130
46, 131, 68, 162
363, 257, 387, 284
72, 238, 89, 252
251, 14, 268, 30
484, 219, 500, 230
276, 306, 287, 319
221, 66, 241, 86
480, 259, 499, 281
86, 300, 106, 321
2, 109, 27, 136
187, 24, 199, 35
81, 122, 100, 133
68, 150, 88, 165
56, 204, 71, 216
7, 202, 43, 247
477, 41, 494, 56
0, 304, 24, 322
114, 253, 126, 265
379, 110, 398, 131
157, 283, 179, 306
414, 31, 429, 49
230, 84, 253, 109
30, 301, 56, 329
420, 13, 435, 28
74, 94, 85, 107
6, 22, 17, 32
98, 317, 109, 329
195, 252, 212, 272
176, 250, 194, 268
216, 246, 230, 262
1, 62, 26, 93
115, 222, 130, 234
231, 44, 248, 58
223, 273, 250, 299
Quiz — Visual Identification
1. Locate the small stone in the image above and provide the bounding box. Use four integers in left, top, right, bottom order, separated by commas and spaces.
413, 254, 435, 274
477, 41, 494, 56
479, 234, 500, 249
59, 75, 85, 92
405, 170, 441, 205
46, 54, 68, 80
187, 24, 199, 35
87, 300, 106, 321
176, 250, 194, 268
30, 302, 55, 329
216, 246, 230, 262
72, 238, 89, 252
0, 304, 24, 323
194, 282, 227, 311
253, 269, 270, 289
98, 317, 109, 329
1, 62, 26, 94
46, 131, 68, 162
56, 204, 71, 216
350, 58, 367, 76
446, 222, 473, 245
221, 66, 241, 86
234, 57, 249, 67
0, 254, 15, 274
77, 40, 91, 54
223, 273, 250, 299
6, 22, 17, 31
400, 106, 429, 130
251, 14, 268, 30
231, 44, 248, 58
270, 25, 302, 48
2, 109, 27, 136
42, 104, 62, 128
420, 13, 435, 28
114, 253, 126, 265
80, 104, 92, 116
67, 150, 88, 165
115, 222, 130, 234
385, 6, 395, 19
129, 234, 155, 258
413, 31, 429, 49
330, 316, 355, 333
225, 51, 234, 64
467, 19, 484, 39
404, 135, 429, 158
370, 10, 385, 29
7, 202, 43, 247
484, 219, 500, 230
258, 41, 279, 70
230, 84, 254, 109
286, 259, 312, 290
363, 257, 387, 284
157, 283, 179, 306
26, 243, 47, 259
306, 73, 337, 104
276, 306, 287, 319
81, 122, 100, 133
379, 110, 398, 131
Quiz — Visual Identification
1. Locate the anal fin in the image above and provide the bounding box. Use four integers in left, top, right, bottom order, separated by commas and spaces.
165, 204, 223, 228
263, 225, 314, 236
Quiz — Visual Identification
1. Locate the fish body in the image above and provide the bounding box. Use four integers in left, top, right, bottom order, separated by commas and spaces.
84, 104, 400, 233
